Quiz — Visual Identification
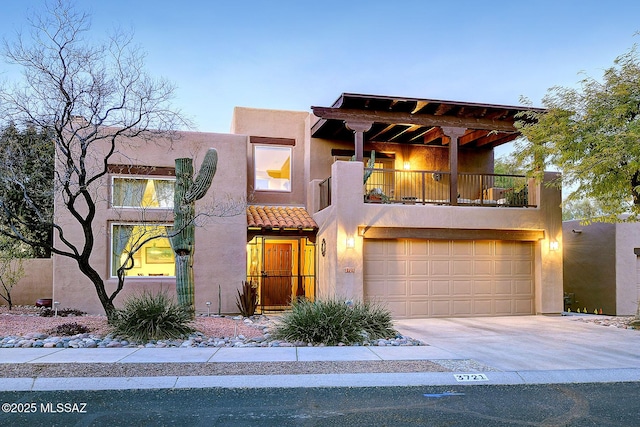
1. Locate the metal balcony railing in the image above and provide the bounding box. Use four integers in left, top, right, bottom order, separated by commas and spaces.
362, 169, 535, 207
317, 169, 536, 210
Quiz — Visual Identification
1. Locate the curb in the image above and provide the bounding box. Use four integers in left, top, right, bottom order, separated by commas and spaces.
3, 368, 639, 391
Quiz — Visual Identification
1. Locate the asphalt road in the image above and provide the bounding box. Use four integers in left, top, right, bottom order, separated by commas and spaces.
1, 382, 638, 426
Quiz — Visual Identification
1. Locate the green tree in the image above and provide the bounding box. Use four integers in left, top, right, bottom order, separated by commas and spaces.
561, 198, 606, 222
514, 44, 640, 223
0, 0, 185, 320
0, 124, 54, 257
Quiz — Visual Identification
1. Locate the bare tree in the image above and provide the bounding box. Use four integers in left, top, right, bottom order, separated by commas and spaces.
0, 0, 186, 320
0, 237, 26, 310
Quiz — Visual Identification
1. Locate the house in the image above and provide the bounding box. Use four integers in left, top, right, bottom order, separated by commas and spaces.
563, 219, 639, 316
46, 92, 563, 318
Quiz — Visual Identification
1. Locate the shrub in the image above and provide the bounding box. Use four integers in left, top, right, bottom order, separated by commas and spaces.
236, 281, 258, 317
48, 322, 90, 336
271, 298, 397, 345
110, 290, 194, 342
39, 307, 86, 317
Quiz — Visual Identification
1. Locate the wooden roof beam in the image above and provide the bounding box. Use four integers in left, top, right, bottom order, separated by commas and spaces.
369, 124, 397, 140
475, 131, 518, 147
459, 129, 490, 146
422, 127, 444, 144
388, 124, 422, 142
311, 107, 517, 132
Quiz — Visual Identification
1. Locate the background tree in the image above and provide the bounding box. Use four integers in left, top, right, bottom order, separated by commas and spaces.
0, 124, 54, 257
494, 154, 524, 176
0, 0, 185, 320
514, 44, 640, 223
561, 198, 606, 222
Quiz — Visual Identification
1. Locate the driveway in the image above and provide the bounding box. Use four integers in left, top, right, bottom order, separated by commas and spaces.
393, 315, 640, 371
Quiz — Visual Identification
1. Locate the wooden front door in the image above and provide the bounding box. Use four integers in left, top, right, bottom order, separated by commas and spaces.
262, 243, 292, 306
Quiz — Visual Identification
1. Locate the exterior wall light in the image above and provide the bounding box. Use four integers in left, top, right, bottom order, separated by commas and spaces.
549, 241, 559, 251
403, 161, 411, 170
346, 236, 355, 249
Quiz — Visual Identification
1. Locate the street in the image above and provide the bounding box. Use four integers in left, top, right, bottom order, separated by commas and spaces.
1, 382, 638, 426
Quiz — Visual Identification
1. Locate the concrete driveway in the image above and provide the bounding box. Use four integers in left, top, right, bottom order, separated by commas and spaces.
394, 315, 640, 371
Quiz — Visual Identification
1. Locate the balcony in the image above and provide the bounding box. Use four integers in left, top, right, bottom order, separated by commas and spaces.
318, 169, 536, 211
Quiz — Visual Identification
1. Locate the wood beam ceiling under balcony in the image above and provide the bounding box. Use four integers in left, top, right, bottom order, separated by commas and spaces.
310, 93, 543, 149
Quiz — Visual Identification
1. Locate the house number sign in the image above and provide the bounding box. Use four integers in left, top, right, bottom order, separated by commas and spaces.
454, 374, 489, 382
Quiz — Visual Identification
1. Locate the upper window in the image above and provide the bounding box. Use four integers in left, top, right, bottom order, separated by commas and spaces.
112, 177, 175, 208
254, 146, 291, 192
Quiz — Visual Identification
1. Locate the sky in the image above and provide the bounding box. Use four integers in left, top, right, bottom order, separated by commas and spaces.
1, 0, 640, 154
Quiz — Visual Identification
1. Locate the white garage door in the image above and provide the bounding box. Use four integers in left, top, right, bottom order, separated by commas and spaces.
364, 239, 534, 318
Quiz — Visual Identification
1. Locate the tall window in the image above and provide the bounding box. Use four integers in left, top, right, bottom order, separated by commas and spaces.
254, 146, 291, 192
112, 177, 175, 208
111, 223, 175, 278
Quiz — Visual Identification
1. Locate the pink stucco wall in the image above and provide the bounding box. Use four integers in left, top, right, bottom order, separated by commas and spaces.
52, 130, 248, 315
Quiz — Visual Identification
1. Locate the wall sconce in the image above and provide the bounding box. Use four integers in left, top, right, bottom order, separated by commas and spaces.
346, 236, 355, 249
403, 161, 411, 170
549, 240, 559, 251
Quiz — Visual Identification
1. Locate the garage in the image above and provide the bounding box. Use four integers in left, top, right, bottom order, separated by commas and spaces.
364, 239, 534, 318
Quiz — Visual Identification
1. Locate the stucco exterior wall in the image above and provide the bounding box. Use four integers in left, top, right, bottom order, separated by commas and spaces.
563, 221, 617, 314
5, 258, 53, 307
231, 107, 309, 206
564, 219, 640, 315
615, 222, 640, 315
316, 162, 564, 315
53, 131, 248, 315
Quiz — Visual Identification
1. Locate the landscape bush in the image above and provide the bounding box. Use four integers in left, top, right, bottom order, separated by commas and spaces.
47, 322, 90, 336
271, 298, 397, 345
110, 290, 194, 342
39, 307, 86, 317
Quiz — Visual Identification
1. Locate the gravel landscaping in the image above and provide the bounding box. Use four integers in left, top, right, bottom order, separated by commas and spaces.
2, 306, 635, 378
0, 306, 423, 349
0, 305, 449, 378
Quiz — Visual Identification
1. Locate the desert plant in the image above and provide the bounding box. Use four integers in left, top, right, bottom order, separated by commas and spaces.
271, 298, 397, 345
235, 281, 258, 317
110, 290, 194, 342
48, 322, 90, 336
0, 241, 26, 310
170, 148, 218, 313
39, 307, 87, 317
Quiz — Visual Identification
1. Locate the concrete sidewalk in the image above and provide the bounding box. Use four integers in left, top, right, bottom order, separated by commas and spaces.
1, 315, 639, 390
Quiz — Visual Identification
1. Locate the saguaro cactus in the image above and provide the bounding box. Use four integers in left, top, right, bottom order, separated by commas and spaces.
170, 148, 218, 311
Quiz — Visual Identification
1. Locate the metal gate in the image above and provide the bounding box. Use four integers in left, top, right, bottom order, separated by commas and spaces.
246, 236, 316, 312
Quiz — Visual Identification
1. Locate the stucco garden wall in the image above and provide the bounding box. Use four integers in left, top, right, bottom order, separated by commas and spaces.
563, 219, 640, 316
3, 258, 53, 307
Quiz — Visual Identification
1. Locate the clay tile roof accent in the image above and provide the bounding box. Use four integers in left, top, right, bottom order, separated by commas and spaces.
247, 206, 318, 230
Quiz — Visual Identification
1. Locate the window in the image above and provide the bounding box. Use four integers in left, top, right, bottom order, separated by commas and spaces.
111, 224, 175, 278
254, 146, 291, 192
112, 177, 175, 208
